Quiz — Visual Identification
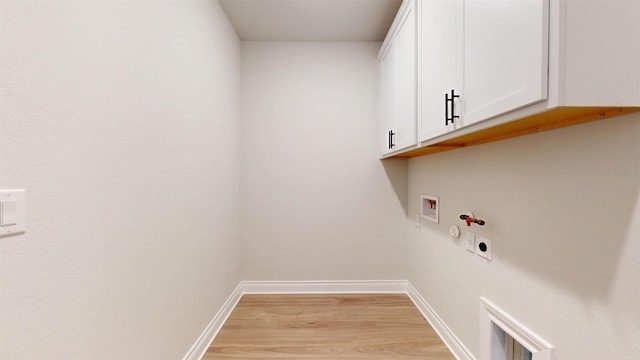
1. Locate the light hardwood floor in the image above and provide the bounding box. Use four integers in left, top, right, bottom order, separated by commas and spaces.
204, 294, 455, 359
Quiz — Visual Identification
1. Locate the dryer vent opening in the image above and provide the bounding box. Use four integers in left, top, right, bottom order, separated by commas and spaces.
480, 297, 554, 360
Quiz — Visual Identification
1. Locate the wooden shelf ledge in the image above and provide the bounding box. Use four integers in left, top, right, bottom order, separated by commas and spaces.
390, 106, 640, 159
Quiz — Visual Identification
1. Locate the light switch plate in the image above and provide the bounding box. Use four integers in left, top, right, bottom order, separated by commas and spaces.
465, 231, 475, 253
1, 199, 18, 226
0, 189, 25, 237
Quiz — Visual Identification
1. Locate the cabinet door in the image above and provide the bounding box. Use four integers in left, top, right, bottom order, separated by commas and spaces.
462, 0, 548, 126
418, 0, 459, 142
393, 1, 417, 151
380, 42, 397, 156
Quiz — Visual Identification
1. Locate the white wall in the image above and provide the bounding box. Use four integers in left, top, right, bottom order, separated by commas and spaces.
0, 1, 241, 359
239, 42, 407, 281
6, 2, 635, 359
407, 113, 640, 359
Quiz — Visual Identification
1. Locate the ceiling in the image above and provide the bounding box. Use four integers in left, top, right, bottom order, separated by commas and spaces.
219, 0, 402, 42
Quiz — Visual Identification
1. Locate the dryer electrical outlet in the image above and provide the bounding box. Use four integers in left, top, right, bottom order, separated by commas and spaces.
476, 235, 492, 261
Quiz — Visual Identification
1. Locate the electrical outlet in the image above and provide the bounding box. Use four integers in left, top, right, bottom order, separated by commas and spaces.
476, 235, 492, 261
465, 231, 475, 253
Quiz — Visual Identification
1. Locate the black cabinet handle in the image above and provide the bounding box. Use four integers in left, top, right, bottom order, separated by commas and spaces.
445, 89, 460, 126
388, 130, 395, 149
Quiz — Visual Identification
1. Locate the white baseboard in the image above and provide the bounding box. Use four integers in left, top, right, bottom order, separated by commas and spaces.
184, 280, 474, 360
241, 279, 409, 294
406, 282, 476, 360
182, 283, 244, 360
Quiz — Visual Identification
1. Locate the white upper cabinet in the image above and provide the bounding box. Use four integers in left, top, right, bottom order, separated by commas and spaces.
383, 0, 640, 158
379, 0, 417, 156
417, 0, 460, 142
554, 0, 640, 107
419, 0, 548, 142
462, 0, 549, 127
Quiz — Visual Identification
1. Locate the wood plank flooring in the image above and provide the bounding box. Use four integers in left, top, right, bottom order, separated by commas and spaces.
204, 294, 455, 359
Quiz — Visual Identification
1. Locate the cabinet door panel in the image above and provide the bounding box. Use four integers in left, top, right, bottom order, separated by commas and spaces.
394, 4, 417, 151
380, 43, 397, 155
463, 0, 548, 126
418, 0, 458, 142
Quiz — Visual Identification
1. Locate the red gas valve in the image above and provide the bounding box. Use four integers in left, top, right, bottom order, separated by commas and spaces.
460, 214, 485, 227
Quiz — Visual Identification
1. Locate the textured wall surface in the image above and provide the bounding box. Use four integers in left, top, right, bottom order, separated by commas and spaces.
3, 2, 638, 359
0, 1, 241, 359
407, 112, 640, 359
239, 42, 408, 281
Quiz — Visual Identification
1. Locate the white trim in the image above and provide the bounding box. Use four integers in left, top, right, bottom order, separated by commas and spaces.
406, 283, 476, 360
182, 283, 244, 360
241, 280, 409, 294
479, 297, 554, 360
